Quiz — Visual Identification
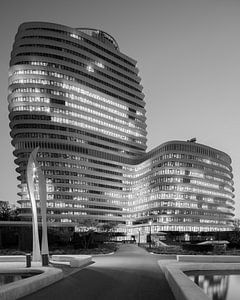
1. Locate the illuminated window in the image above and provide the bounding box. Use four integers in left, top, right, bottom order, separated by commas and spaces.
86, 65, 94, 73
95, 61, 104, 69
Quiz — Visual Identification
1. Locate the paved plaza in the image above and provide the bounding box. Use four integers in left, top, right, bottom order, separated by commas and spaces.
19, 244, 175, 300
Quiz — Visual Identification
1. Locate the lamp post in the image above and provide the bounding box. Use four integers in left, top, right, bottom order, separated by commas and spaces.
138, 229, 140, 246
218, 213, 221, 243
149, 220, 152, 249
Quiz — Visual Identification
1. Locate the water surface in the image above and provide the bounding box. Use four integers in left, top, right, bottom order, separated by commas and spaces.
188, 271, 240, 300
0, 273, 37, 286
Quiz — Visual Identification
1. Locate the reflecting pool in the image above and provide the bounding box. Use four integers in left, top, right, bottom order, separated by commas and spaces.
0, 273, 38, 286
188, 271, 240, 300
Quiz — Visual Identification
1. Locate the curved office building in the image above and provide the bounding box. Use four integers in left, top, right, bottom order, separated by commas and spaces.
8, 22, 235, 233
128, 141, 235, 233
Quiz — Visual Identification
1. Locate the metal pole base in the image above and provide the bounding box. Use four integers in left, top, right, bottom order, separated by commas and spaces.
26, 254, 31, 268
41, 254, 49, 266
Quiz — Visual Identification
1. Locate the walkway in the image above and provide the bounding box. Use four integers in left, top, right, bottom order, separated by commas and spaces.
19, 244, 175, 300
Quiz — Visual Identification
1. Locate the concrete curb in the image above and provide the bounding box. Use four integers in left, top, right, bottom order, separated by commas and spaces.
0, 256, 26, 262
159, 259, 240, 300
92, 252, 114, 256
51, 254, 92, 267
0, 267, 63, 300
149, 253, 177, 259
177, 254, 240, 263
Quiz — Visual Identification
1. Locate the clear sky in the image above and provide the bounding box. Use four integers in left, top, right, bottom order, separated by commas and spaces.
0, 0, 239, 216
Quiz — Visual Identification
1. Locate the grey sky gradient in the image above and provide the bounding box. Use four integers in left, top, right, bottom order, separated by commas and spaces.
0, 0, 239, 216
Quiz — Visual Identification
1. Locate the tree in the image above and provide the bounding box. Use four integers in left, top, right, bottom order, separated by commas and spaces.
228, 223, 240, 248
0, 203, 11, 221
99, 222, 117, 241
74, 219, 100, 249
48, 227, 73, 247
10, 205, 21, 221
0, 203, 20, 221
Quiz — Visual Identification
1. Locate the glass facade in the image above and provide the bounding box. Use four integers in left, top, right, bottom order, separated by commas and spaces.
128, 141, 234, 233
8, 22, 235, 232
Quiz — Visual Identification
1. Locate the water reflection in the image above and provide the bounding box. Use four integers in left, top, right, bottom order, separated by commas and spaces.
0, 274, 22, 286
189, 274, 229, 300
0, 273, 37, 286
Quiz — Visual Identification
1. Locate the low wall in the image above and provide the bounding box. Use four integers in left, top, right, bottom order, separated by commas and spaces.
159, 258, 240, 300
160, 262, 209, 300
0, 267, 63, 300
177, 255, 240, 263
0, 256, 26, 262
51, 255, 92, 268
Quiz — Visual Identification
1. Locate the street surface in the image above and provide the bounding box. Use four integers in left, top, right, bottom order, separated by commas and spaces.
19, 244, 175, 300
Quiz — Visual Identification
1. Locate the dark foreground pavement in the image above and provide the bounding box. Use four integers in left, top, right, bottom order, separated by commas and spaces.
19, 244, 175, 300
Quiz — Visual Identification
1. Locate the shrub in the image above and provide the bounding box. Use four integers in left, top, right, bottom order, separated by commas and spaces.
182, 244, 214, 253
0, 249, 26, 255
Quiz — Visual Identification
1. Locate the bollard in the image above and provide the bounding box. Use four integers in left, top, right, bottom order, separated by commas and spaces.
42, 254, 49, 266
26, 254, 31, 268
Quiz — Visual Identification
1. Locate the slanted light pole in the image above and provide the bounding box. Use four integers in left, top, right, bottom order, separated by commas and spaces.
27, 148, 41, 262
27, 147, 49, 264
38, 165, 49, 265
